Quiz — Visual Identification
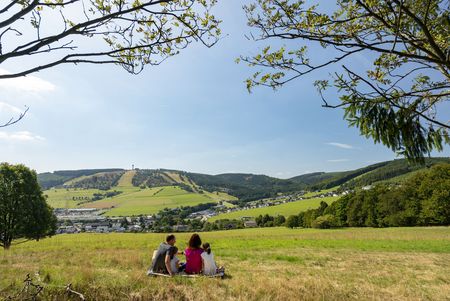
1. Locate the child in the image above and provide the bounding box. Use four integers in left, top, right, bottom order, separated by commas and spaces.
201, 242, 224, 276
168, 246, 181, 274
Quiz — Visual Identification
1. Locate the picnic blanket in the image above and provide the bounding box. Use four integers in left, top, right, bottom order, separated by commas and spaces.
147, 271, 225, 279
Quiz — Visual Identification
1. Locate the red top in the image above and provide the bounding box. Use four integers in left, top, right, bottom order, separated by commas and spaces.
184, 248, 203, 274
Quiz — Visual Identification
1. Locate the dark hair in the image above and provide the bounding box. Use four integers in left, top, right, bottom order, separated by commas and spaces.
202, 242, 211, 255
166, 234, 175, 243
188, 233, 202, 249
169, 246, 178, 259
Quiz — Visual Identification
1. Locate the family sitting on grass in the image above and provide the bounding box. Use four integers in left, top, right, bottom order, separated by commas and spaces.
148, 233, 224, 277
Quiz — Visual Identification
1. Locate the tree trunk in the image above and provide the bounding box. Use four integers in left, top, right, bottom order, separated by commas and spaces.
3, 241, 11, 250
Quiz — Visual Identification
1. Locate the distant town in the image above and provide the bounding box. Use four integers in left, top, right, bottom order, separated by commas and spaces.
54, 189, 350, 234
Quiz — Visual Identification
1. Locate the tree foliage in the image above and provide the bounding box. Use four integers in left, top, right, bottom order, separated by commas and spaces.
240, 0, 450, 162
67, 171, 124, 190
0, 0, 221, 126
0, 163, 57, 249
288, 163, 450, 229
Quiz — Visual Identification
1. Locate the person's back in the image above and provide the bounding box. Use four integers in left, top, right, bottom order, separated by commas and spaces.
149, 234, 177, 275
185, 233, 204, 274
151, 242, 172, 273
201, 251, 217, 275
185, 248, 203, 274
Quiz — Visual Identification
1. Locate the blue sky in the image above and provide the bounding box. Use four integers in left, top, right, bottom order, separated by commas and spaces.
0, 1, 448, 178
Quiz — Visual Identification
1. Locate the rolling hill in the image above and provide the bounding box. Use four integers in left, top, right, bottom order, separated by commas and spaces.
38, 157, 450, 216
43, 170, 238, 216
209, 196, 339, 221
38, 168, 124, 190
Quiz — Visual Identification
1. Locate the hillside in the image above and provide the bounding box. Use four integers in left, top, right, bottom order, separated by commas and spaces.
38, 168, 124, 190
289, 158, 450, 190
38, 158, 449, 216
210, 196, 339, 221
184, 172, 306, 202
43, 170, 238, 216
86, 186, 215, 216
186, 158, 450, 201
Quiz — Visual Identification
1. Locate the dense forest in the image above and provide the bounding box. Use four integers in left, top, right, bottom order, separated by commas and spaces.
68, 172, 124, 190
285, 164, 450, 229
38, 169, 124, 189
184, 172, 304, 203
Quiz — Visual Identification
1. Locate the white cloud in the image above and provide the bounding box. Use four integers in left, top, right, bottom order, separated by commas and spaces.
0, 102, 22, 113
327, 159, 349, 163
0, 131, 45, 142
0, 68, 55, 92
326, 142, 354, 149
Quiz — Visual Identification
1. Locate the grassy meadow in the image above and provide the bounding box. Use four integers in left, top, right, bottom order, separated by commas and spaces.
1, 227, 449, 300
45, 185, 236, 216
301, 187, 339, 198
43, 170, 237, 216
210, 196, 338, 221
44, 188, 104, 209
88, 186, 216, 216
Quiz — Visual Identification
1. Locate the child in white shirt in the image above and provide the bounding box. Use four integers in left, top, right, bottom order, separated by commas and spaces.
169, 246, 180, 274
201, 242, 224, 276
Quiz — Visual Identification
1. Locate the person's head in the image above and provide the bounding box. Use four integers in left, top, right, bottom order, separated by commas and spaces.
169, 246, 178, 259
202, 242, 211, 254
188, 233, 202, 249
166, 234, 176, 246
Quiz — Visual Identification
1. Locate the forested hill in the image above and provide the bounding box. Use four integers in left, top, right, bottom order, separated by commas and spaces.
184, 172, 306, 202
185, 158, 449, 201
37, 158, 450, 201
296, 157, 450, 190
38, 169, 124, 190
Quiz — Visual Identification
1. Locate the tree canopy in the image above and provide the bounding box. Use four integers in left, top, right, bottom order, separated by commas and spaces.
0, 163, 57, 249
240, 0, 449, 162
289, 163, 450, 228
0, 0, 221, 127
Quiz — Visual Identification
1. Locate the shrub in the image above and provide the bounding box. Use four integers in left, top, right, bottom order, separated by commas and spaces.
311, 215, 337, 229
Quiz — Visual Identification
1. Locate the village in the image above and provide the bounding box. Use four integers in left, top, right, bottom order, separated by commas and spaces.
54, 208, 153, 234
53, 188, 349, 234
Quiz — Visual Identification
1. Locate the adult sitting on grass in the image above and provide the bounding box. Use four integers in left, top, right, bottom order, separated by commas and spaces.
148, 234, 177, 276
184, 233, 203, 274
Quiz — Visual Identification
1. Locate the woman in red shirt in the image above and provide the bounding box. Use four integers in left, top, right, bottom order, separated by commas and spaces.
184, 233, 204, 274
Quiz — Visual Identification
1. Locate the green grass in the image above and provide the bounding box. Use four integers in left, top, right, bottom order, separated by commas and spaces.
202, 191, 237, 203
44, 170, 238, 216
210, 196, 338, 221
302, 187, 339, 198
375, 169, 423, 185
116, 170, 136, 187
44, 188, 104, 208
45, 184, 237, 216
89, 186, 216, 216
1, 227, 449, 300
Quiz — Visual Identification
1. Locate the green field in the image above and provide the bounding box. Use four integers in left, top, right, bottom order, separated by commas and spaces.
45, 172, 237, 216
301, 187, 339, 198
116, 170, 137, 187
210, 196, 338, 221
87, 186, 217, 216
44, 188, 104, 208
1, 227, 449, 300
45, 186, 227, 216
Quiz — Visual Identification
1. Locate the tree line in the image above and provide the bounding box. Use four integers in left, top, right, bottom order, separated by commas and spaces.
286, 164, 450, 229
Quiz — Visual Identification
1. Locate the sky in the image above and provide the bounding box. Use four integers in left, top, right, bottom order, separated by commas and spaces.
0, 1, 448, 178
